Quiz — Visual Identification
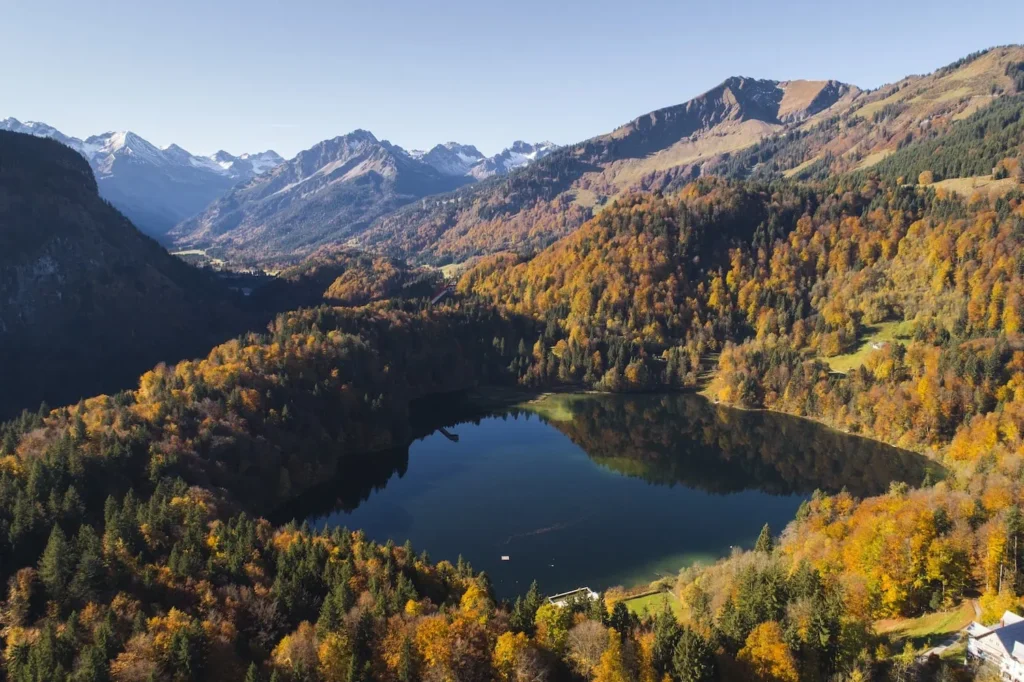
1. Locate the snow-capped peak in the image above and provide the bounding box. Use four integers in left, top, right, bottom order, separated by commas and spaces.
237, 150, 285, 175
1, 117, 88, 155
466, 140, 559, 180
398, 137, 557, 179
3, 116, 286, 181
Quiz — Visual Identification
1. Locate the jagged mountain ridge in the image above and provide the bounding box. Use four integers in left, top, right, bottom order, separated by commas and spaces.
174, 77, 855, 265
0, 118, 284, 239
352, 77, 861, 264
169, 130, 475, 263
170, 130, 558, 264
410, 140, 557, 179
354, 47, 1024, 265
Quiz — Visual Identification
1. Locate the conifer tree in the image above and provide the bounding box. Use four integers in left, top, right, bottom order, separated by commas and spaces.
755, 523, 774, 553
39, 525, 74, 605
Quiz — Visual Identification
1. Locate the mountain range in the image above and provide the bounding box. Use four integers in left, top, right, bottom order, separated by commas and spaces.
169, 133, 558, 263
410, 140, 557, 179
5, 46, 1023, 271
355, 45, 1024, 265
1, 115, 556, 258
0, 117, 284, 240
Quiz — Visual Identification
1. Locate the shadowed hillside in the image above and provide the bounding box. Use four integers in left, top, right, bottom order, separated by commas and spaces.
0, 131, 245, 417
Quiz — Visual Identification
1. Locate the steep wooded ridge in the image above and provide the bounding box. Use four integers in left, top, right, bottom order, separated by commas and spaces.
0, 131, 244, 418
356, 46, 1024, 266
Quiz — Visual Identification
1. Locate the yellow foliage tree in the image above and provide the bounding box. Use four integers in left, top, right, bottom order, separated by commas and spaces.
738, 621, 799, 682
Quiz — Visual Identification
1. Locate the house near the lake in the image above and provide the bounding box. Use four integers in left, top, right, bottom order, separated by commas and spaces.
547, 587, 599, 607
967, 610, 1024, 679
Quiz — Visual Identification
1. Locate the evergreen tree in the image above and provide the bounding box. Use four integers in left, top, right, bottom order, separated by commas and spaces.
318, 584, 348, 633
74, 645, 109, 682
71, 524, 105, 602
673, 626, 716, 682
169, 621, 208, 682
755, 523, 774, 553
652, 607, 683, 677
396, 636, 415, 682
608, 601, 635, 637
39, 524, 75, 605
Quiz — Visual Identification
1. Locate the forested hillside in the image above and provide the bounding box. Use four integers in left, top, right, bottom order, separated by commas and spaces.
451, 165, 1024, 666
0, 131, 245, 419
251, 249, 438, 311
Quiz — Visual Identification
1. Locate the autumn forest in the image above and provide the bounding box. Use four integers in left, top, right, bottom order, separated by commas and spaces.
3, 45, 1024, 682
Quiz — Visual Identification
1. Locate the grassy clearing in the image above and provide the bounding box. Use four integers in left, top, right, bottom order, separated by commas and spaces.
571, 188, 600, 209
854, 149, 893, 170
875, 601, 975, 650
623, 591, 684, 619
825, 321, 912, 374
518, 393, 590, 423
932, 174, 1020, 200
782, 155, 823, 178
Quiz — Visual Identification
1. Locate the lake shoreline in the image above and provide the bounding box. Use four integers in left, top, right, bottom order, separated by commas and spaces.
295, 387, 934, 601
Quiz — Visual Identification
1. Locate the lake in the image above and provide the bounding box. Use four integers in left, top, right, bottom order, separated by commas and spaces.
296, 393, 934, 599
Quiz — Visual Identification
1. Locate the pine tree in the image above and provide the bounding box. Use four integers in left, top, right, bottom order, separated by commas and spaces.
71, 524, 105, 602
755, 523, 774, 553
396, 636, 415, 682
673, 626, 716, 682
589, 593, 609, 624
245, 662, 260, 682
652, 608, 682, 676
1, 429, 17, 455
39, 524, 75, 605
318, 585, 347, 633
609, 601, 634, 637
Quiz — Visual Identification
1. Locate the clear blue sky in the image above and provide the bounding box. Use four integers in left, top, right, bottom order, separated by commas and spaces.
5, 0, 1022, 158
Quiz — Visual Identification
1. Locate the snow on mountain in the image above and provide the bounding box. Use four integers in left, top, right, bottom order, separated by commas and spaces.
208, 149, 285, 178
0, 117, 285, 239
0, 117, 81, 151
401, 139, 557, 179
239, 150, 285, 175
170, 129, 475, 262
468, 140, 558, 180
412, 142, 486, 176
0, 118, 284, 181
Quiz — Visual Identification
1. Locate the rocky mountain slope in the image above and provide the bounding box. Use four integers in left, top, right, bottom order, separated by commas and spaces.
355, 46, 1024, 265
353, 77, 859, 264
172, 134, 557, 264
411, 140, 557, 179
0, 130, 244, 417
169, 130, 476, 263
0, 118, 283, 239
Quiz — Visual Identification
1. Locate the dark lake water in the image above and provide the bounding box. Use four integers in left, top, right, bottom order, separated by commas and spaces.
296, 393, 934, 599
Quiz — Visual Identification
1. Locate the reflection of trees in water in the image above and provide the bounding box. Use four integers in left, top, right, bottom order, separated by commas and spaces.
285, 391, 937, 524
271, 445, 412, 524
539, 394, 935, 497
276, 391, 494, 523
